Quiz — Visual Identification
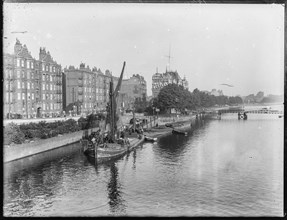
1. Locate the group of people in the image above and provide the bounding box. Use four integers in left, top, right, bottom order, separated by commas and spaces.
84, 122, 145, 149
85, 129, 131, 148
125, 124, 144, 139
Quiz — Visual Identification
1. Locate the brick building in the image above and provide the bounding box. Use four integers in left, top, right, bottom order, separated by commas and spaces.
152, 70, 189, 98
39, 47, 63, 117
63, 64, 95, 114
64, 64, 119, 115
120, 74, 147, 110
3, 39, 62, 119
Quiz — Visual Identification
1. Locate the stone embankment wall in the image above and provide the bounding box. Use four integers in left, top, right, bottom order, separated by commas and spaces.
4, 128, 98, 163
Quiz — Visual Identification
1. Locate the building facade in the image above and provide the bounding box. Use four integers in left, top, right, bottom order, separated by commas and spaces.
152, 70, 189, 98
39, 47, 63, 117
64, 64, 95, 114
64, 64, 119, 115
3, 39, 62, 119
120, 74, 147, 110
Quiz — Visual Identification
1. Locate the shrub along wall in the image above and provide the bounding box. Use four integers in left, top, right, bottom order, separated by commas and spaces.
4, 115, 105, 145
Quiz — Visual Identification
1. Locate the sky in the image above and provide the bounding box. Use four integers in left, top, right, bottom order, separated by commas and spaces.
3, 3, 284, 97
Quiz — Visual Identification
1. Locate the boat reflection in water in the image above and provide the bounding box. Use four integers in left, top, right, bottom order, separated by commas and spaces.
4, 111, 283, 217
85, 155, 127, 215
107, 162, 126, 214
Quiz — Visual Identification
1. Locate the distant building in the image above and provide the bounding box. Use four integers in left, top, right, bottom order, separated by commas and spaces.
64, 64, 118, 114
120, 74, 147, 110
94, 68, 119, 111
152, 70, 189, 98
210, 89, 224, 96
3, 39, 62, 119
64, 64, 95, 114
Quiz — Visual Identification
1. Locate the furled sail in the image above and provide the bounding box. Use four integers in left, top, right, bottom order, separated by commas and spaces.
108, 62, 126, 142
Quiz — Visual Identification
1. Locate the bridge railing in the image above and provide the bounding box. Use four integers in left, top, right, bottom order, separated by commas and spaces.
218, 109, 283, 114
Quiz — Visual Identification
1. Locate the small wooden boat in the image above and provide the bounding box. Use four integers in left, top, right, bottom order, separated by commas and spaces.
172, 129, 187, 135
144, 135, 157, 142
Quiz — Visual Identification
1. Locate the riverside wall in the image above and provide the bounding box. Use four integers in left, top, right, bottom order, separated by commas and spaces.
4, 127, 99, 163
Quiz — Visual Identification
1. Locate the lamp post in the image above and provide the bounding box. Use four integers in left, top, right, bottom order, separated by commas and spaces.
152, 107, 156, 126
73, 105, 76, 116
8, 71, 11, 119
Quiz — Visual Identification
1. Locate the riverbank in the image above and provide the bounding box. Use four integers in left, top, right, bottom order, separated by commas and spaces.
4, 127, 99, 163
4, 115, 200, 163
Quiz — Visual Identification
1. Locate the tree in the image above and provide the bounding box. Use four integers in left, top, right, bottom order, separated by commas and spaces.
157, 84, 193, 113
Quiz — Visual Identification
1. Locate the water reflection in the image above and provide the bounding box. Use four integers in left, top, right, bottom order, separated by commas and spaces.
4, 159, 65, 216
155, 120, 205, 162
3, 115, 283, 217
107, 163, 126, 214
132, 150, 137, 170
84, 156, 127, 215
4, 142, 81, 179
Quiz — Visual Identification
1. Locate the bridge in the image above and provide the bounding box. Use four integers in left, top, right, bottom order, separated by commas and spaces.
201, 107, 283, 120
218, 109, 283, 115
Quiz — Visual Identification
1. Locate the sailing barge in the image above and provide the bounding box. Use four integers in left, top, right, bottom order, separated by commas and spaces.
82, 62, 144, 162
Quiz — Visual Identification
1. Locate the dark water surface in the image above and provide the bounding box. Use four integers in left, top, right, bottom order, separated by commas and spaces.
4, 114, 283, 216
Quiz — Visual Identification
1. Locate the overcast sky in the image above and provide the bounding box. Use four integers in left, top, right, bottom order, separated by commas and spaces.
3, 3, 284, 97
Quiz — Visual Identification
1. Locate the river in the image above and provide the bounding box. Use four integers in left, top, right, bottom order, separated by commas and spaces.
3, 113, 283, 217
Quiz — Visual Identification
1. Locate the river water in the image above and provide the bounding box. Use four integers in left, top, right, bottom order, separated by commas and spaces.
3, 113, 283, 217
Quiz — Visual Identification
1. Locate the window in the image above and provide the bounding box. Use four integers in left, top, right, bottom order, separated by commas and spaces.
46, 66, 48, 71
22, 93, 25, 100
32, 83, 34, 89
50, 103, 53, 110
27, 61, 30, 69
42, 64, 45, 71
17, 70, 20, 78
21, 60, 24, 67
46, 84, 48, 90
17, 59, 20, 67
22, 82, 25, 89
42, 74, 45, 81
31, 62, 34, 69
50, 84, 52, 90
50, 66, 52, 73
50, 94, 52, 100
50, 75, 52, 82
42, 84, 45, 90
28, 93, 30, 100
43, 103, 46, 110
18, 93, 21, 100
27, 82, 30, 89
43, 94, 45, 100
32, 93, 34, 100
22, 71, 25, 78
18, 81, 21, 89
27, 72, 30, 79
